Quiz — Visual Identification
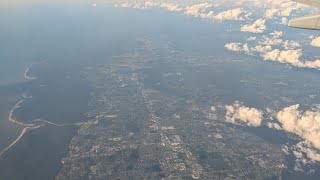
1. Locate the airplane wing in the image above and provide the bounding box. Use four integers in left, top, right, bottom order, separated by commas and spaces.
289, 0, 320, 30
292, 0, 320, 7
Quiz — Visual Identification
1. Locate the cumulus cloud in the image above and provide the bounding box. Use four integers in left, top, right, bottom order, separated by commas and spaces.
225, 30, 320, 69
277, 104, 320, 150
263, 1, 301, 19
260, 31, 283, 45
295, 141, 320, 162
262, 49, 320, 69
213, 8, 251, 21
241, 18, 267, 33
225, 102, 263, 127
219, 0, 317, 70
117, 1, 252, 22
223, 102, 320, 163
267, 122, 282, 130
310, 37, 320, 47
116, 1, 182, 12
254, 104, 320, 167
184, 2, 216, 17
159, 3, 182, 12
184, 3, 252, 21
262, 49, 302, 64
255, 31, 300, 50
264, 8, 279, 19
225, 42, 243, 52
225, 31, 286, 54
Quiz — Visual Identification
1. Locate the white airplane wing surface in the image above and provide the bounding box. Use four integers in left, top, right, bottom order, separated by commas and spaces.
289, 0, 320, 30
292, 0, 320, 7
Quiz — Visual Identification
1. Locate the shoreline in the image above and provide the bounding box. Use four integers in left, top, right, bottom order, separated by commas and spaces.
0, 126, 40, 158
33, 119, 82, 127
0, 61, 44, 158
0, 59, 83, 159
1, 100, 81, 157
24, 63, 36, 80
0, 99, 39, 158
8, 100, 35, 127
24, 59, 47, 80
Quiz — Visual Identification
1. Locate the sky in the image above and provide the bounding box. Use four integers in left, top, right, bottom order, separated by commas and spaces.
0, 0, 90, 6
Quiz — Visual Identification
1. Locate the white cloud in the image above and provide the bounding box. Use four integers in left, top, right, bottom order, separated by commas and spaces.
159, 3, 182, 12
219, 0, 317, 70
225, 42, 242, 52
259, 31, 284, 46
295, 141, 320, 162
261, 49, 320, 69
261, 48, 320, 69
225, 102, 263, 127
185, 4, 251, 21
310, 37, 320, 47
225, 30, 320, 69
184, 2, 216, 17
277, 104, 320, 150
262, 49, 302, 64
241, 18, 267, 33
117, 1, 252, 22
281, 17, 288, 25
283, 40, 300, 49
271, 104, 320, 165
116, 1, 182, 12
223, 102, 320, 163
213, 8, 250, 21
225, 42, 252, 54
267, 122, 282, 130
247, 36, 257, 41
264, 8, 279, 19
252, 45, 273, 53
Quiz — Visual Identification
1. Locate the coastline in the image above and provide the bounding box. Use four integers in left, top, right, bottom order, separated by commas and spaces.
24, 63, 36, 80
33, 119, 83, 127
0, 62, 40, 158
24, 60, 47, 80
1, 97, 82, 158
8, 100, 35, 127
0, 59, 83, 158
0, 126, 40, 158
